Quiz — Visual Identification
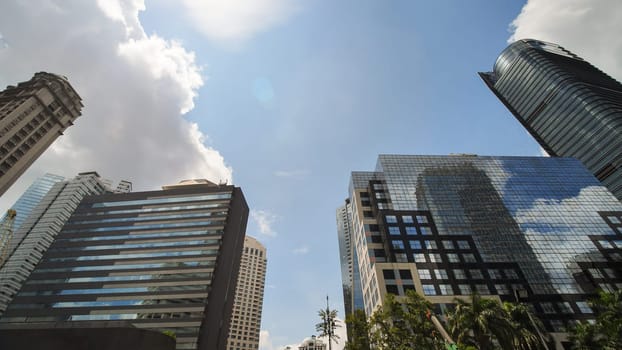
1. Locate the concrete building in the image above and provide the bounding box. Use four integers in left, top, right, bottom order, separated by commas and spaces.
480, 39, 622, 200
0, 178, 248, 350
226, 236, 267, 350
0, 72, 82, 195
339, 154, 622, 344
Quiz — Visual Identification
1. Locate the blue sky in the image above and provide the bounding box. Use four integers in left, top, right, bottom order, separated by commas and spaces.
1, 1, 621, 349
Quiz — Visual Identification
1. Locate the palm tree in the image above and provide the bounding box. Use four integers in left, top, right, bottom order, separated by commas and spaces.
316, 296, 340, 350
447, 293, 514, 350
503, 302, 549, 350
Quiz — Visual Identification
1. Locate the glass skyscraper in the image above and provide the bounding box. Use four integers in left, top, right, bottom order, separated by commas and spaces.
0, 179, 249, 350
480, 39, 622, 200
2, 173, 64, 234
340, 154, 622, 342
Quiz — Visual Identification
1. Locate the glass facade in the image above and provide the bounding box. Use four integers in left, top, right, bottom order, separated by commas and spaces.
480, 39, 622, 200
0, 183, 249, 350
2, 173, 65, 234
345, 155, 622, 333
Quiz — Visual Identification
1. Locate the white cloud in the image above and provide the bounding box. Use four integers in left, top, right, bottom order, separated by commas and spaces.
259, 330, 298, 350
180, 0, 300, 44
251, 209, 278, 237
0, 0, 232, 209
292, 246, 309, 255
539, 147, 549, 157
509, 0, 622, 81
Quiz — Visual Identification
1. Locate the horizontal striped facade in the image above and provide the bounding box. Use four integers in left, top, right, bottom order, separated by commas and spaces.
0, 183, 248, 350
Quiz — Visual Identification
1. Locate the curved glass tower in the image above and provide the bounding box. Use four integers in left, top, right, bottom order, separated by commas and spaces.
480, 39, 622, 200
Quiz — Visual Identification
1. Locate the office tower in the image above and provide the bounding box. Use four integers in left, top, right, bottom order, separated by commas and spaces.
226, 236, 267, 350
479, 39, 622, 200
0, 72, 83, 195
0, 172, 119, 312
341, 154, 622, 343
1, 173, 65, 234
336, 201, 363, 322
0, 179, 248, 350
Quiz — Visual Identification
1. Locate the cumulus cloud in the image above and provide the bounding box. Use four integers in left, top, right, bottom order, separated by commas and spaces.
180, 0, 300, 44
510, 0, 622, 80
251, 209, 278, 237
0, 0, 232, 208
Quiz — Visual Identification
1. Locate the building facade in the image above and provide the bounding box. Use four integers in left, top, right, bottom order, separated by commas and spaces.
226, 236, 267, 350
0, 72, 82, 195
0, 179, 249, 350
0, 172, 121, 311
336, 201, 363, 320
298, 336, 326, 350
480, 39, 622, 200
341, 154, 622, 340
1, 173, 65, 235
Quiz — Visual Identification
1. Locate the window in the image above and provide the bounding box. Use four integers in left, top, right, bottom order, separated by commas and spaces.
540, 302, 555, 314
389, 227, 401, 236
409, 240, 422, 249
423, 284, 436, 295
488, 269, 502, 279
383, 270, 395, 280
469, 270, 483, 279
420, 227, 432, 235
475, 284, 490, 295
414, 254, 426, 263
453, 269, 466, 279
392, 240, 405, 250
386, 285, 399, 295
576, 301, 592, 314
418, 269, 432, 279
439, 284, 453, 295
462, 253, 476, 263
385, 215, 397, 223
424, 240, 437, 249
495, 284, 509, 295
429, 254, 442, 263
416, 215, 428, 224
447, 253, 460, 263
434, 269, 448, 279
399, 270, 413, 280
405, 227, 418, 235
402, 215, 414, 224
442, 241, 455, 249
458, 284, 472, 295
457, 240, 470, 250
505, 269, 519, 279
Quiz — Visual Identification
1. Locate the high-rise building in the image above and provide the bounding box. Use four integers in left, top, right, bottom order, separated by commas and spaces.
479, 39, 622, 200
0, 72, 83, 195
0, 179, 248, 350
340, 154, 622, 343
336, 201, 363, 321
226, 236, 267, 350
0, 172, 120, 311
1, 173, 65, 237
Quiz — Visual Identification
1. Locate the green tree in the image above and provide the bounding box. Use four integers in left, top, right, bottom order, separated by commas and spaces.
569, 290, 621, 350
447, 293, 514, 350
316, 297, 340, 350
503, 302, 549, 350
369, 290, 444, 350
344, 309, 371, 350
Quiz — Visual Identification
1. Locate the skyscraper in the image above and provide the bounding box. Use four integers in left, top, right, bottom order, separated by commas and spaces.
336, 201, 363, 320
1, 173, 65, 234
226, 236, 267, 350
479, 39, 622, 200
340, 154, 622, 343
0, 72, 83, 195
0, 172, 120, 312
0, 178, 248, 350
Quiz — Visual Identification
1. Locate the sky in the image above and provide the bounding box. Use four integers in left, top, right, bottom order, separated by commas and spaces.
1, 0, 621, 349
